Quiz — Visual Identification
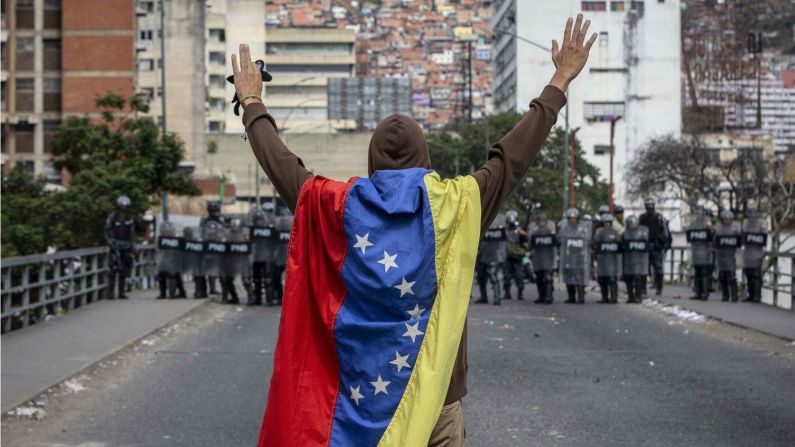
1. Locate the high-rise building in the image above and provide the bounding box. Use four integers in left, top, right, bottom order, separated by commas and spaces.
135, 0, 206, 168
492, 0, 682, 208
1, 0, 136, 179
264, 27, 356, 133
205, 0, 266, 136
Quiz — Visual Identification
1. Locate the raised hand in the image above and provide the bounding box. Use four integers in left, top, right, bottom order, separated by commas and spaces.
231, 44, 265, 107
549, 14, 597, 92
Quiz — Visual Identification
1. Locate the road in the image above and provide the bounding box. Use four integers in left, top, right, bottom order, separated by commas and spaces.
3, 286, 795, 446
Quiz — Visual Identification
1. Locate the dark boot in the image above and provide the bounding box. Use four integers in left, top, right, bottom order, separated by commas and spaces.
174, 275, 187, 298
194, 276, 207, 298
226, 278, 240, 305
565, 285, 576, 303
598, 279, 609, 303
208, 277, 218, 295
544, 276, 554, 304
157, 272, 168, 299
516, 287, 524, 301
474, 282, 488, 304
503, 286, 512, 300
609, 281, 618, 304
117, 273, 129, 299
577, 286, 586, 304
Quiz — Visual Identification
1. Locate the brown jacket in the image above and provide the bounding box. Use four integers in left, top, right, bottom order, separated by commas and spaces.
243, 85, 566, 404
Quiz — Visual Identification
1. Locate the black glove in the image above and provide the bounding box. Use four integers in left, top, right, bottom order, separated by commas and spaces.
226, 59, 273, 116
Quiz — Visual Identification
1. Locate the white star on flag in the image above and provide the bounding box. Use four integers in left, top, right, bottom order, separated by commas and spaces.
402, 321, 424, 343
406, 304, 426, 320
349, 385, 364, 406
377, 250, 399, 273
389, 351, 411, 373
370, 374, 391, 395
394, 277, 416, 297
353, 233, 373, 255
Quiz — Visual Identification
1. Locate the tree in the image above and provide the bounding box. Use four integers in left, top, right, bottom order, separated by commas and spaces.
626, 135, 794, 250
427, 114, 608, 223
1, 93, 198, 257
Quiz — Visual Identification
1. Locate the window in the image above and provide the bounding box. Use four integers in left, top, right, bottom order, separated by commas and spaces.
208, 98, 225, 112
208, 121, 223, 132
138, 58, 154, 71
208, 29, 226, 43
583, 101, 625, 122
208, 52, 225, 66
16, 37, 34, 71
44, 78, 61, 112
138, 87, 155, 100
611, 1, 625, 11
139, 30, 153, 40
16, 0, 34, 29
209, 74, 225, 89
630, 1, 645, 15
43, 0, 61, 28
44, 0, 61, 8
581, 1, 607, 11
43, 119, 61, 152
43, 39, 61, 70
594, 144, 610, 155
14, 123, 35, 154
43, 78, 61, 92
16, 78, 34, 92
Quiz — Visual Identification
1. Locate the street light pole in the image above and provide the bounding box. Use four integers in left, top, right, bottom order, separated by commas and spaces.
608, 116, 622, 211
159, 0, 168, 222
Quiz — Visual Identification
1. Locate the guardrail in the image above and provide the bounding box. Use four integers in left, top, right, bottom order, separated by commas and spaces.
1, 245, 157, 333
664, 246, 793, 311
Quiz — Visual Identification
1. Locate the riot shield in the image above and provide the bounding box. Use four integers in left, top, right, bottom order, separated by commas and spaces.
593, 227, 621, 277
622, 225, 650, 276
528, 221, 556, 271
559, 221, 591, 285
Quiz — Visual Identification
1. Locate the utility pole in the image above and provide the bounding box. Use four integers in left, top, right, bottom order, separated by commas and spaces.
569, 127, 580, 209
159, 0, 169, 221
608, 116, 622, 211
563, 103, 569, 211
467, 40, 473, 123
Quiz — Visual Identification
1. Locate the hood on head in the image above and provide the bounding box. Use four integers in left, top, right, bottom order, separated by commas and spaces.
368, 113, 430, 176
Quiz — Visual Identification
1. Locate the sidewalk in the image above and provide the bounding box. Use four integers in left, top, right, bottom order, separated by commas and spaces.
652, 285, 795, 341
1, 288, 206, 412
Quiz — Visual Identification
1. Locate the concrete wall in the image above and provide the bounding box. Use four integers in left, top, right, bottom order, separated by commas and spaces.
206, 131, 372, 197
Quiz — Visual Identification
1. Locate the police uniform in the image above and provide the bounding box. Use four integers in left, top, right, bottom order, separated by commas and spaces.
741, 209, 767, 303
104, 196, 135, 299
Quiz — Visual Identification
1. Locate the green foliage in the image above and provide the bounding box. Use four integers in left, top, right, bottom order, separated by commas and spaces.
2, 93, 198, 257
427, 117, 608, 223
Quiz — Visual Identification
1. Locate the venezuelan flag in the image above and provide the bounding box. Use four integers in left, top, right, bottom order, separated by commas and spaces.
257, 168, 481, 447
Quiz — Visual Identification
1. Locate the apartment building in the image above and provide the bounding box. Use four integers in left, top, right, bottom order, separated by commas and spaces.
1, 0, 136, 179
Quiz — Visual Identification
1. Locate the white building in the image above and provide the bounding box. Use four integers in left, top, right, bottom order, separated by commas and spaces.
492, 0, 682, 212
205, 0, 266, 136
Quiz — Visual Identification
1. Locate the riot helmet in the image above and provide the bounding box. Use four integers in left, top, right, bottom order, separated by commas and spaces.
207, 200, 221, 218
535, 212, 547, 224
745, 207, 758, 218
565, 208, 579, 223
614, 205, 624, 215
262, 201, 275, 213
250, 208, 266, 226
644, 198, 655, 212
506, 210, 519, 228
626, 215, 638, 228
719, 210, 734, 223
598, 204, 610, 215
160, 220, 177, 237
116, 195, 131, 209
229, 218, 244, 233
600, 213, 613, 225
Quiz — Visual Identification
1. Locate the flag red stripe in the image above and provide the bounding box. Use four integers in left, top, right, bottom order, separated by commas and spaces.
257, 177, 356, 447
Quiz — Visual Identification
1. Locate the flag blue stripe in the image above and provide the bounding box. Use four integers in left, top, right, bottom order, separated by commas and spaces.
329, 168, 438, 447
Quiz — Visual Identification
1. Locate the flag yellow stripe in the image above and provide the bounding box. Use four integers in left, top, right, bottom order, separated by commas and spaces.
377, 172, 481, 447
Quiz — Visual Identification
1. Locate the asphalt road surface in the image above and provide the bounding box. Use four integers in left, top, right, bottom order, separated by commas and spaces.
3, 286, 795, 447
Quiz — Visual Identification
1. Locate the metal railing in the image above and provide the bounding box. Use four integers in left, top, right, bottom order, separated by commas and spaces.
1, 245, 157, 333
664, 246, 793, 310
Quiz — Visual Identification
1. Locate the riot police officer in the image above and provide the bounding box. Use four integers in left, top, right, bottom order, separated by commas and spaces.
199, 201, 227, 295
528, 213, 556, 304
156, 221, 186, 299
248, 204, 278, 306
503, 210, 527, 300
613, 205, 625, 233
559, 208, 590, 304
272, 208, 293, 305
182, 226, 207, 298
639, 198, 671, 296
203, 220, 228, 300
593, 214, 621, 304
104, 195, 135, 299
224, 218, 253, 305
474, 214, 507, 305
687, 207, 713, 300
741, 207, 767, 302
622, 215, 649, 303
714, 210, 741, 302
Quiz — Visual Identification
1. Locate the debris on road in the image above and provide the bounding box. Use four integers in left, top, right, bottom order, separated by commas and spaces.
7, 406, 46, 420
643, 299, 706, 323
63, 379, 86, 393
